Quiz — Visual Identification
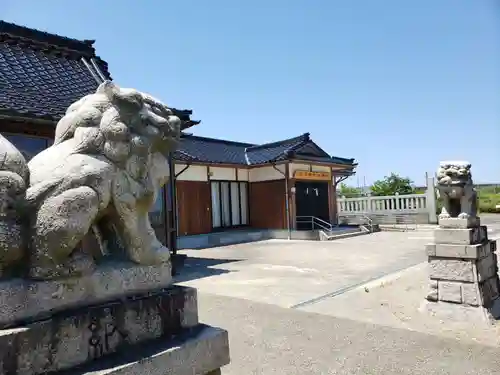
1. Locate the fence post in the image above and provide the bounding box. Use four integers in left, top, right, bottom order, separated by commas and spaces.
426, 176, 437, 224
367, 193, 373, 212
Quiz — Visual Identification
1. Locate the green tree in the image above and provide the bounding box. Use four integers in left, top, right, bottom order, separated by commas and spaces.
370, 173, 414, 196
338, 183, 362, 198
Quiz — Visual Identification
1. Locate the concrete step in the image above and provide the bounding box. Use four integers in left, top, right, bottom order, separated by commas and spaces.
320, 229, 370, 241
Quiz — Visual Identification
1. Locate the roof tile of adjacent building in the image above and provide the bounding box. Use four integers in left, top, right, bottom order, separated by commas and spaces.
177, 132, 356, 167
0, 20, 198, 127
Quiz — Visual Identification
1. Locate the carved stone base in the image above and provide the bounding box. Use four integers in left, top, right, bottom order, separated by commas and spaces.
0, 285, 230, 375
0, 286, 197, 374
55, 325, 230, 375
0, 262, 172, 328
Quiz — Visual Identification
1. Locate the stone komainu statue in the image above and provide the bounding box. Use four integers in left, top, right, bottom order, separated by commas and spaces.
436, 161, 478, 220
0, 81, 180, 279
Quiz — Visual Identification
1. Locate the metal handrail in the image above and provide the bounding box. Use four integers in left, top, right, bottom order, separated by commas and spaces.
312, 216, 334, 230
296, 216, 334, 232
361, 214, 373, 232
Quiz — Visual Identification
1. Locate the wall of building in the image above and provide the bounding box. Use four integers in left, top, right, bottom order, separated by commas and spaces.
209, 166, 236, 180
249, 179, 287, 229
173, 163, 289, 234
173, 162, 343, 235
175, 164, 208, 181
175, 163, 291, 183
175, 164, 252, 182
237, 168, 249, 181
248, 165, 285, 182
289, 163, 309, 178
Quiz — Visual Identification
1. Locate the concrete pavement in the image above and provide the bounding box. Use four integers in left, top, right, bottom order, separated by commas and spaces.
177, 232, 431, 308
198, 292, 500, 375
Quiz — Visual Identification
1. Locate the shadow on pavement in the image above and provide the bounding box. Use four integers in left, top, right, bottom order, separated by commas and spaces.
173, 256, 243, 283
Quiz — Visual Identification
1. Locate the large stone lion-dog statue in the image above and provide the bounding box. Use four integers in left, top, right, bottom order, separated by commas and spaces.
436, 161, 478, 220
0, 81, 181, 279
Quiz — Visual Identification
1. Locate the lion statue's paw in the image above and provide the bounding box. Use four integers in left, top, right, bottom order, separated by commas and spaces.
127, 242, 171, 266
29, 249, 96, 280
438, 212, 451, 220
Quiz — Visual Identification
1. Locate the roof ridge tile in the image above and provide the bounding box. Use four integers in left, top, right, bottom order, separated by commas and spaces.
246, 132, 309, 151
0, 20, 94, 54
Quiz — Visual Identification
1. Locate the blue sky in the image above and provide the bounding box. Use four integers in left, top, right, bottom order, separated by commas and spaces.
3, 0, 498, 186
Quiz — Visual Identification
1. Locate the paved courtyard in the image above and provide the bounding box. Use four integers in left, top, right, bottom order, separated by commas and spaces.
176, 222, 500, 374
177, 231, 431, 308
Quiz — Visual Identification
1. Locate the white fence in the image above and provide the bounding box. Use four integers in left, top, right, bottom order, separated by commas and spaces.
337, 176, 437, 224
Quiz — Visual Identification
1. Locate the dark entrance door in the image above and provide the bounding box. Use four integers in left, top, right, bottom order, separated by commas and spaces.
295, 181, 330, 230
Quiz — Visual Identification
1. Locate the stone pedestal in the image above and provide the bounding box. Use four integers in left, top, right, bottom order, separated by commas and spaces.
423, 217, 500, 323
0, 263, 230, 375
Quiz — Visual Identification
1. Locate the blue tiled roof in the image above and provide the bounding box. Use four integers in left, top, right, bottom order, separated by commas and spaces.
176, 133, 356, 167
175, 135, 254, 164
0, 20, 111, 121
0, 21, 200, 129
245, 133, 310, 164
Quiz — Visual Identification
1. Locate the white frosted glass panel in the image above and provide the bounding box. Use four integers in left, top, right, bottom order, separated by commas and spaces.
239, 182, 248, 225
221, 182, 231, 227
211, 182, 221, 228
230, 182, 240, 226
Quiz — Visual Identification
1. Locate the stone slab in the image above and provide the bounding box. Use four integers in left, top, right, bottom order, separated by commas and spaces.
433, 226, 487, 245
53, 325, 230, 375
438, 216, 480, 229
428, 259, 474, 282
426, 240, 495, 259
0, 286, 198, 375
438, 281, 462, 303
461, 283, 480, 306
0, 262, 172, 328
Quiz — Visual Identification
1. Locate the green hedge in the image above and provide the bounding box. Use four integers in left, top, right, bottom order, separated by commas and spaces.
478, 192, 500, 213
435, 192, 500, 214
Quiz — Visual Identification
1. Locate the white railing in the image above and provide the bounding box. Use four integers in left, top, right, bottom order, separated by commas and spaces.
338, 193, 428, 214
337, 176, 438, 224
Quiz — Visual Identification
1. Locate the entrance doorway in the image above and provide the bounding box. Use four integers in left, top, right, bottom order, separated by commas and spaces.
295, 181, 330, 230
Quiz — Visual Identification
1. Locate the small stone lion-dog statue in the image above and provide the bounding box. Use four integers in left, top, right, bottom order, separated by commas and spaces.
436, 161, 478, 221
0, 81, 181, 279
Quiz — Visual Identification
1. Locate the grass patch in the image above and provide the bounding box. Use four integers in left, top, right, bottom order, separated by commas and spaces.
435, 186, 500, 214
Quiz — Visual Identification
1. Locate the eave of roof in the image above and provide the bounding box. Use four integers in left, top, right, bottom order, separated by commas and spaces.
288, 154, 357, 166
175, 132, 357, 167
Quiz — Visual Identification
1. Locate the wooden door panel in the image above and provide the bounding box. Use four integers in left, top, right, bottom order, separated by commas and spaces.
249, 180, 286, 229
176, 181, 212, 236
